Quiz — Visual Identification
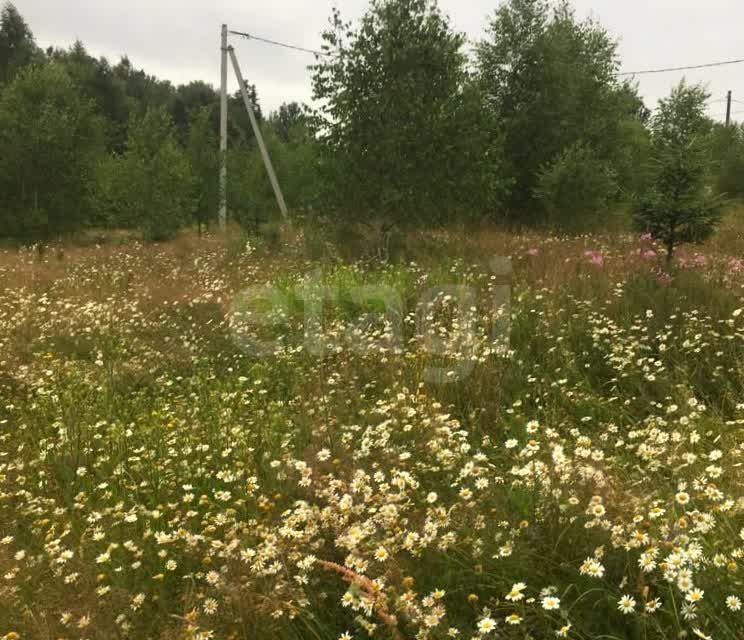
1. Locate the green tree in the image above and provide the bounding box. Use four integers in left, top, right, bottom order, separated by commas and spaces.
478, 0, 647, 224
634, 82, 723, 261
187, 106, 219, 234
311, 0, 506, 226
172, 80, 218, 143
0, 62, 104, 240
227, 82, 263, 147
708, 122, 744, 198
48, 41, 130, 150
270, 102, 305, 142
279, 119, 321, 212
232, 117, 321, 231
103, 107, 194, 241
0, 2, 37, 85
113, 56, 176, 118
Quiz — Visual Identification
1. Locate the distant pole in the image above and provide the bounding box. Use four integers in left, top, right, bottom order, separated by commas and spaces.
726, 90, 732, 126
228, 46, 289, 221
219, 24, 228, 230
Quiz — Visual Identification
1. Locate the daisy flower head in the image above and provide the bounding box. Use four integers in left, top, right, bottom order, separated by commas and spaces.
645, 598, 662, 613
617, 595, 636, 614
579, 557, 605, 578
477, 616, 496, 635
542, 596, 561, 610
505, 613, 522, 625
686, 588, 704, 604
505, 582, 527, 602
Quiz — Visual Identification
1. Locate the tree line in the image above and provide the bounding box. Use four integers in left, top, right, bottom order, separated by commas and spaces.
0, 0, 742, 250
0, 2, 311, 241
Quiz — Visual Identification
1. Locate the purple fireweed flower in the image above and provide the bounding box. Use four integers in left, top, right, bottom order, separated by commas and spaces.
584, 250, 605, 267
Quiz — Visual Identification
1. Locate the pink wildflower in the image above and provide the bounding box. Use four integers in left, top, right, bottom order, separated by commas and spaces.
655, 269, 672, 286
584, 250, 604, 267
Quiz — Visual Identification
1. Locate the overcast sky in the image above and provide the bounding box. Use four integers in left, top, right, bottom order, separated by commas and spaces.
15, 0, 744, 121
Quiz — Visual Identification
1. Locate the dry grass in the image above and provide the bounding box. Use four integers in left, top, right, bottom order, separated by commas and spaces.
0, 216, 742, 640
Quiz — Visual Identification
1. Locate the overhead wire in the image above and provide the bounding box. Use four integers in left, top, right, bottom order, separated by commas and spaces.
226, 28, 742, 120
228, 30, 332, 57
617, 57, 744, 76
227, 28, 744, 84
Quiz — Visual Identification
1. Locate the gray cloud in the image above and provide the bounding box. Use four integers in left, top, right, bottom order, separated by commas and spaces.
16, 0, 744, 119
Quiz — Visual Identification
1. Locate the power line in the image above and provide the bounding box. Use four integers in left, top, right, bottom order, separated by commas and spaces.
228, 28, 744, 78
618, 57, 744, 76
228, 27, 744, 84
229, 30, 332, 57
712, 110, 744, 118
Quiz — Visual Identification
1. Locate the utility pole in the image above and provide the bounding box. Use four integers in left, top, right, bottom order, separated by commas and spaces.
228, 46, 289, 221
219, 24, 228, 230
726, 90, 732, 126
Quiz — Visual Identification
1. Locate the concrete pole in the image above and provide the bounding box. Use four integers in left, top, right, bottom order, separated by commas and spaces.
228, 46, 289, 221
219, 24, 228, 230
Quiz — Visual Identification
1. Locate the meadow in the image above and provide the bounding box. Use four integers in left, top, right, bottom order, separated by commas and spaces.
0, 216, 743, 640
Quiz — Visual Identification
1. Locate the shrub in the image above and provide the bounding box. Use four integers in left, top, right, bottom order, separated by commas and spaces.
535, 142, 617, 227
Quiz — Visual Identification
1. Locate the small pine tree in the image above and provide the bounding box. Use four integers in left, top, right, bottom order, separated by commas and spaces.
634, 82, 724, 261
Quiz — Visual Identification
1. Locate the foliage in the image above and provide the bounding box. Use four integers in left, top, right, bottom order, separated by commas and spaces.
270, 119, 322, 213
612, 117, 654, 198
228, 82, 263, 146
634, 82, 724, 260
229, 119, 320, 231
172, 80, 219, 143
709, 122, 744, 198
187, 106, 220, 232
0, 1, 37, 85
269, 101, 305, 142
478, 0, 648, 223
101, 107, 194, 241
112, 55, 177, 118
2, 1, 744, 241
311, 0, 507, 225
0, 62, 104, 240
47, 41, 130, 151
534, 142, 618, 227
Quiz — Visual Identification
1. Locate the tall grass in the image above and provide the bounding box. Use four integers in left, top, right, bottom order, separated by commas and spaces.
0, 215, 742, 640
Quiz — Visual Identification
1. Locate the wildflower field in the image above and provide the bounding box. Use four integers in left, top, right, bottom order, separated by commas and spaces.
0, 218, 743, 640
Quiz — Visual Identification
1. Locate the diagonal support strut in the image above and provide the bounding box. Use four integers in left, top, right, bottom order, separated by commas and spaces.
228, 46, 289, 221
